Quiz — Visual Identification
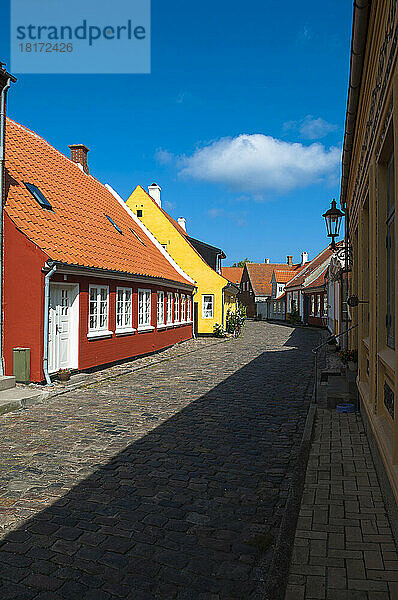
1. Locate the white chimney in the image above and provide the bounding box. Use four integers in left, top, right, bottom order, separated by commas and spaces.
301, 251, 308, 266
264, 258, 270, 264
177, 217, 186, 231
148, 182, 161, 207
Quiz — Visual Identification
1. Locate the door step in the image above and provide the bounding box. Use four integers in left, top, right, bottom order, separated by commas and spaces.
0, 376, 16, 392
0, 387, 42, 415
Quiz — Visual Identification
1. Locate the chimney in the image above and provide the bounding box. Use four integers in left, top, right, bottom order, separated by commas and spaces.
287, 255, 293, 266
69, 144, 89, 174
148, 182, 161, 207
301, 251, 309, 266
264, 258, 270, 264
177, 217, 186, 231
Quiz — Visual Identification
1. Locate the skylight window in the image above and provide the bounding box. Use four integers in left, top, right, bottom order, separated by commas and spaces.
24, 182, 52, 210
105, 215, 123, 234
129, 227, 146, 246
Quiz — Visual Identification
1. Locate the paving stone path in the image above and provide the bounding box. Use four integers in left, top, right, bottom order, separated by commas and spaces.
0, 321, 319, 599
286, 408, 398, 600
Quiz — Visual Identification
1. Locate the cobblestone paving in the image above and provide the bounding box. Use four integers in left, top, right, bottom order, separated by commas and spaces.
286, 409, 398, 600
0, 321, 318, 599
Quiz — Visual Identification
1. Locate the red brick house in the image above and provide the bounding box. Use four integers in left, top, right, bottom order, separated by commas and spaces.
3, 118, 195, 382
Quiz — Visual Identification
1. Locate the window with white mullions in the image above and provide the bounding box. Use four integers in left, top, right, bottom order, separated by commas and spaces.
181, 294, 186, 322
89, 285, 109, 333
174, 293, 179, 323
317, 294, 321, 316
167, 292, 173, 323
323, 292, 328, 318
187, 296, 192, 321
386, 152, 395, 349
116, 287, 132, 331
157, 291, 165, 325
202, 294, 214, 319
138, 289, 151, 327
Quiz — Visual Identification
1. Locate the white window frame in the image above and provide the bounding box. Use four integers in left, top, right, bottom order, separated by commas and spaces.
181, 294, 187, 322
157, 291, 165, 328
202, 294, 214, 319
116, 286, 134, 334
187, 296, 192, 322
317, 295, 321, 316
323, 292, 328, 318
174, 293, 180, 323
167, 292, 173, 324
138, 289, 154, 332
88, 285, 111, 338
310, 295, 315, 316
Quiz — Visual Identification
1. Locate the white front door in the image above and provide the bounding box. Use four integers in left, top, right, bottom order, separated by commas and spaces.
48, 284, 79, 373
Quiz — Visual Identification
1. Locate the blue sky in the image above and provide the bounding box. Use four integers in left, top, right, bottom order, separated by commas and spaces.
1, 0, 352, 265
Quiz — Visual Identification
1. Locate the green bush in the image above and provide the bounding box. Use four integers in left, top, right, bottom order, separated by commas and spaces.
288, 307, 302, 325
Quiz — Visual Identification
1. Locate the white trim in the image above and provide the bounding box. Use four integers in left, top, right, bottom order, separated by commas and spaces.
157, 324, 168, 330
105, 184, 196, 285
202, 294, 214, 319
137, 325, 155, 333
115, 328, 136, 336
157, 290, 165, 326
48, 283, 79, 372
88, 284, 110, 335
87, 330, 113, 339
116, 286, 133, 332
138, 288, 152, 328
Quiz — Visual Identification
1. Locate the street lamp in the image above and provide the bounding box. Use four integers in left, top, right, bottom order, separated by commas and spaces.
322, 199, 344, 249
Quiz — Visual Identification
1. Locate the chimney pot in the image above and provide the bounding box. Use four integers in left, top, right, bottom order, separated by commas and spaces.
264, 258, 270, 264
177, 217, 186, 231
148, 182, 161, 207
69, 144, 89, 174
287, 255, 293, 266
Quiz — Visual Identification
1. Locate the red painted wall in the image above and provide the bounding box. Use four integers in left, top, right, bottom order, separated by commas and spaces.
3, 216, 193, 382
3, 213, 48, 381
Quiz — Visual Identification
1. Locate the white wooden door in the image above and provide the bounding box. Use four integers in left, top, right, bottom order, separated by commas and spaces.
48, 285, 78, 373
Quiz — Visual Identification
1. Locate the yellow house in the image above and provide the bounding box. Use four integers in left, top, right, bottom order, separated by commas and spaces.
126, 183, 238, 334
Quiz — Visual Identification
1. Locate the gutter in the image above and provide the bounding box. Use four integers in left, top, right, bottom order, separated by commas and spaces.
43, 262, 57, 385
340, 0, 371, 208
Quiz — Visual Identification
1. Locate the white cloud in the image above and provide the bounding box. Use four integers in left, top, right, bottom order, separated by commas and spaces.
283, 115, 337, 140
155, 148, 174, 165
299, 115, 338, 139
178, 134, 340, 193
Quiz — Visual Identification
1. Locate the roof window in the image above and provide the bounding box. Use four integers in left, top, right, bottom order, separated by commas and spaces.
105, 215, 123, 234
130, 227, 146, 246
24, 182, 52, 210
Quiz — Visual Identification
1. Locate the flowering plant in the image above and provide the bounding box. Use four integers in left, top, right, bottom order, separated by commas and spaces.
339, 349, 358, 364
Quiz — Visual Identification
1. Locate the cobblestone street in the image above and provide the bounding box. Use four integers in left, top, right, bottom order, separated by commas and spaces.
0, 321, 319, 599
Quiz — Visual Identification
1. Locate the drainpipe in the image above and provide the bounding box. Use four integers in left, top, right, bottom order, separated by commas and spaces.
192, 286, 197, 339
222, 287, 225, 328
0, 67, 16, 375
43, 262, 57, 385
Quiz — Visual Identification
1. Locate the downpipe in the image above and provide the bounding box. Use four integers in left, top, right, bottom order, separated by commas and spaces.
43, 263, 57, 385
0, 76, 11, 376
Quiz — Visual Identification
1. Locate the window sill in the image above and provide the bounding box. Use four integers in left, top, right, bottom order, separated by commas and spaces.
137, 325, 155, 333
115, 328, 136, 336
378, 347, 395, 375
87, 330, 113, 339
157, 324, 167, 330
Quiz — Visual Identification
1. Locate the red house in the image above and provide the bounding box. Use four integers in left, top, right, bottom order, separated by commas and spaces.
3, 119, 195, 382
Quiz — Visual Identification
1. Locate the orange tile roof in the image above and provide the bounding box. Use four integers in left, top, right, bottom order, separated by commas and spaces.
5, 119, 193, 286
304, 267, 328, 290
246, 262, 302, 296
285, 245, 338, 290
273, 269, 298, 283
221, 266, 243, 284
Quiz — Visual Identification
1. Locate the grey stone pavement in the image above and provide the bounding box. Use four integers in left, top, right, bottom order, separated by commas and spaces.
0, 321, 319, 599
286, 409, 398, 600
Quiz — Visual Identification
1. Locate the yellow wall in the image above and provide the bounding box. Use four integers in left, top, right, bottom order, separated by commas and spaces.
126, 186, 230, 334
344, 2, 398, 502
